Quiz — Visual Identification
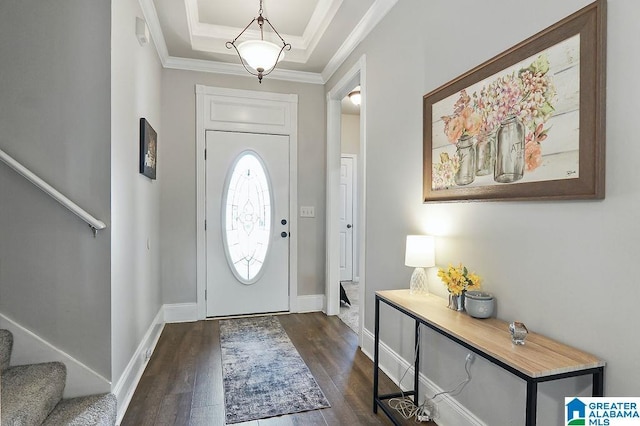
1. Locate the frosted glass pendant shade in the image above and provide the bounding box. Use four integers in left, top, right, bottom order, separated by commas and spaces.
237, 40, 284, 72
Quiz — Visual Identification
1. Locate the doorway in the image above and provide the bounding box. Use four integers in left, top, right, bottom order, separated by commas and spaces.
195, 86, 298, 320
326, 56, 366, 343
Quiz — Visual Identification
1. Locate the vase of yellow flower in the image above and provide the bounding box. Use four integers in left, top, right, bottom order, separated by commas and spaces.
448, 293, 465, 311
437, 264, 482, 311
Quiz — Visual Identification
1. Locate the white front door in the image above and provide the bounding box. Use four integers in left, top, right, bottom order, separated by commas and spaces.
339, 156, 354, 281
205, 130, 290, 317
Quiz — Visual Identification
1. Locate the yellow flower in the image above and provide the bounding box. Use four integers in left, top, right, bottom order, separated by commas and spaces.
437, 263, 482, 295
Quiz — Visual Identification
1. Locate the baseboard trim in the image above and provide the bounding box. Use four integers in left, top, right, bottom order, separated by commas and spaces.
163, 302, 198, 323
0, 312, 111, 398
113, 308, 165, 425
162, 298, 322, 321
296, 294, 325, 313
361, 328, 485, 426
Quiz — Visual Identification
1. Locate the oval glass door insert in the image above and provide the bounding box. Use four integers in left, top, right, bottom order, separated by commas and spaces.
222, 151, 273, 284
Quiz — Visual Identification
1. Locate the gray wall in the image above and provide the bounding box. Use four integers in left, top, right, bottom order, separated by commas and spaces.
111, 0, 163, 388
341, 114, 360, 155
0, 0, 112, 377
328, 0, 639, 424
160, 71, 326, 304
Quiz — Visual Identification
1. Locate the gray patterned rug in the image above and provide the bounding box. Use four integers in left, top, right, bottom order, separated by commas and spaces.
219, 316, 330, 424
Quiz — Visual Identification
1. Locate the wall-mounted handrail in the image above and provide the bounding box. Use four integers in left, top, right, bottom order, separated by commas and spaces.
0, 148, 106, 234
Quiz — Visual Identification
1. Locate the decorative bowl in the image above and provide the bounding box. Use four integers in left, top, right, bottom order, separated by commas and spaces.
464, 291, 495, 319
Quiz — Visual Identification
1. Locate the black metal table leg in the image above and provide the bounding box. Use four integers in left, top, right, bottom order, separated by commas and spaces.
525, 380, 537, 426
373, 296, 381, 413
593, 367, 604, 396
414, 320, 420, 406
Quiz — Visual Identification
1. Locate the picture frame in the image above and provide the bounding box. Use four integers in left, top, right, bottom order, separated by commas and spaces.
140, 118, 157, 180
423, 0, 606, 202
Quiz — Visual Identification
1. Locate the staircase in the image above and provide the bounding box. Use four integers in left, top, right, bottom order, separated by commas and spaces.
0, 329, 117, 425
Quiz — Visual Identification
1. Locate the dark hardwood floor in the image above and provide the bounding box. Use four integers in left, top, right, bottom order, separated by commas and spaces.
121, 312, 435, 425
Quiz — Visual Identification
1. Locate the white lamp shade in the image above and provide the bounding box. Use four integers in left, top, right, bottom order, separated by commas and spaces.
237, 40, 284, 72
405, 235, 435, 268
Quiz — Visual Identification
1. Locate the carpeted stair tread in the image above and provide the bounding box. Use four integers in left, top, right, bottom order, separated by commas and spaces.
42, 393, 117, 426
0, 329, 12, 371
1, 361, 66, 426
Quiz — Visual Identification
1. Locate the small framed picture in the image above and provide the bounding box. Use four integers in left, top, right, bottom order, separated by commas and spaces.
140, 118, 157, 179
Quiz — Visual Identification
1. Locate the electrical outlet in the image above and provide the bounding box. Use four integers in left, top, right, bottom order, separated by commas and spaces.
144, 348, 153, 360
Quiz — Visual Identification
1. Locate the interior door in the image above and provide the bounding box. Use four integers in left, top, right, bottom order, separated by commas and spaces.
205, 130, 290, 317
339, 156, 354, 281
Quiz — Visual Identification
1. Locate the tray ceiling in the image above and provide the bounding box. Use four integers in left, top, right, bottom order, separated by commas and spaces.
141, 0, 398, 83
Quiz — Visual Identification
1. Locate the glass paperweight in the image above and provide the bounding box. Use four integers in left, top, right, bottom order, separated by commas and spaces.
509, 321, 528, 345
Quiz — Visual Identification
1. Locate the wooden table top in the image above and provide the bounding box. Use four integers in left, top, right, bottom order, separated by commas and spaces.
376, 290, 605, 379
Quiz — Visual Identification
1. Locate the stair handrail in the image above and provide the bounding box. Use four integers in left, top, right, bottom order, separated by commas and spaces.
0, 148, 106, 235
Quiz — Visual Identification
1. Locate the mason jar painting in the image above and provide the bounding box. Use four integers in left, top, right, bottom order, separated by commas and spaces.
494, 115, 525, 183
475, 132, 495, 176
454, 134, 476, 186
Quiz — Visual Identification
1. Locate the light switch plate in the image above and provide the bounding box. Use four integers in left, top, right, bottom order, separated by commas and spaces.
300, 206, 315, 217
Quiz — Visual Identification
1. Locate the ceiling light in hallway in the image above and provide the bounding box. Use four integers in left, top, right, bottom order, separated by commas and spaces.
226, 0, 291, 83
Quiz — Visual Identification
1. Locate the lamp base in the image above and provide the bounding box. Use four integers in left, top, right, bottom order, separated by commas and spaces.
409, 267, 429, 295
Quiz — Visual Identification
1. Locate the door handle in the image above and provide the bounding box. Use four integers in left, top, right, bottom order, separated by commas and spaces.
347, 224, 352, 229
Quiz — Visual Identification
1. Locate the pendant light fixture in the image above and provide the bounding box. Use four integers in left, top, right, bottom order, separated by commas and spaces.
226, 0, 291, 83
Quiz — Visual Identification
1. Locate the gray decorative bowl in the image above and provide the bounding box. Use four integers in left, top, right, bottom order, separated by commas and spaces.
465, 291, 495, 319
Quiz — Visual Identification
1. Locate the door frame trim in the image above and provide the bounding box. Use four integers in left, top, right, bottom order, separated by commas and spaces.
195, 85, 298, 319
326, 55, 367, 346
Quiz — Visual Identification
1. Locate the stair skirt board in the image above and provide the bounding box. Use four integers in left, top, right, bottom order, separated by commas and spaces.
0, 313, 110, 398
113, 306, 165, 424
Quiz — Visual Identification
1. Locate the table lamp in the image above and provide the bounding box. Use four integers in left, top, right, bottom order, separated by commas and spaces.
405, 235, 435, 295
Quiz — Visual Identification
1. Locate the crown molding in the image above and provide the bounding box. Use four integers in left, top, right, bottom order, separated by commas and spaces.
139, 0, 170, 65
139, 0, 397, 85
183, 0, 342, 63
299, 0, 343, 59
321, 0, 398, 82
164, 56, 324, 85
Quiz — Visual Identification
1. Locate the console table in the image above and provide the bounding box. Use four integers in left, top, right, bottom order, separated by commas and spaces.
373, 290, 605, 426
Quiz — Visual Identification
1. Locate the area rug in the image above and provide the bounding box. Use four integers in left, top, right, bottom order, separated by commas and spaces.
219, 316, 330, 424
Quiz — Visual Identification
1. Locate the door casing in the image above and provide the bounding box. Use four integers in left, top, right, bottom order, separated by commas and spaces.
326, 55, 367, 346
196, 85, 298, 319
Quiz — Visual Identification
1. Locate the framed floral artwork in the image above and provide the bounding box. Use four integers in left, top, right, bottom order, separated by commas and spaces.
140, 118, 157, 180
423, 0, 606, 202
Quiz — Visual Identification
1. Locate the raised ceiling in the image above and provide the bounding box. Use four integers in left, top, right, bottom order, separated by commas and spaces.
141, 0, 398, 84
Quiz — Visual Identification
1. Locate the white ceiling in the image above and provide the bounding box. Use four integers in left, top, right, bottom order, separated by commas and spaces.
140, 0, 398, 84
